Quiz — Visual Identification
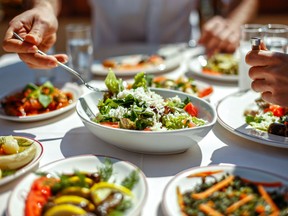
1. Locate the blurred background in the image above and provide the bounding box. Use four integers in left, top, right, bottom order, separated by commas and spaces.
0, 0, 287, 56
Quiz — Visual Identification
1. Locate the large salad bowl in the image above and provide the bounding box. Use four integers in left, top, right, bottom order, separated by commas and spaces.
76, 88, 216, 154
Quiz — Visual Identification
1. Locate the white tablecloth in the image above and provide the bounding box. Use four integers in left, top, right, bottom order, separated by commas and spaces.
0, 49, 287, 216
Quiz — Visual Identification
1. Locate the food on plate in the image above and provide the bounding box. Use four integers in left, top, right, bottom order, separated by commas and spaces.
177, 170, 288, 215
202, 53, 238, 75
1, 81, 74, 116
25, 159, 140, 216
102, 54, 164, 71
94, 70, 207, 131
244, 98, 288, 137
145, 75, 213, 98
0, 135, 36, 179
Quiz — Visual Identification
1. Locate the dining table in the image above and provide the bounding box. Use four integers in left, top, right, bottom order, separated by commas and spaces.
0, 45, 287, 216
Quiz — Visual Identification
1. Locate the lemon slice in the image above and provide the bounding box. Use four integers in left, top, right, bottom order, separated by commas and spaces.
43, 204, 87, 216
91, 182, 133, 204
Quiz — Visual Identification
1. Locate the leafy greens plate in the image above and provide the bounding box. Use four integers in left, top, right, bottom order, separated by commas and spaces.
217, 90, 288, 148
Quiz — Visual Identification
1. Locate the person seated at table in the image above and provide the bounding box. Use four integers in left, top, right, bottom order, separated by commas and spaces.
2, 0, 258, 69
245, 43, 288, 107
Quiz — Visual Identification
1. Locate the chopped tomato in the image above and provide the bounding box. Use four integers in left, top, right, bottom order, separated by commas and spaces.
25, 177, 57, 216
100, 122, 119, 128
198, 86, 213, 98
143, 127, 152, 131
184, 102, 198, 117
264, 105, 285, 117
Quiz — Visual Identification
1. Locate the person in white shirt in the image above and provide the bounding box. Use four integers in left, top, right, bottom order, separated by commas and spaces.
2, 0, 258, 69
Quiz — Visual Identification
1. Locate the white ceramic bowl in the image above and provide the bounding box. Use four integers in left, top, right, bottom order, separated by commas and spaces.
7, 155, 148, 216
162, 165, 288, 216
76, 88, 217, 154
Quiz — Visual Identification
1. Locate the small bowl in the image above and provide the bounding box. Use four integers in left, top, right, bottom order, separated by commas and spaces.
76, 88, 216, 154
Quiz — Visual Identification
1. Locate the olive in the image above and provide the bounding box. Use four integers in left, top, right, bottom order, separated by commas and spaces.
268, 123, 288, 137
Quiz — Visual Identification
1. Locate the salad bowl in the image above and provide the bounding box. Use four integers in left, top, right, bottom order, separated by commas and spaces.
76, 88, 216, 154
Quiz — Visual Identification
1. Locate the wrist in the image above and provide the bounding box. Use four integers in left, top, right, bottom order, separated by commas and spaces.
25, 0, 59, 16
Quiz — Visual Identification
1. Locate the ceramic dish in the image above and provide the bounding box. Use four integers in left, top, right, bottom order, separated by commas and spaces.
187, 54, 238, 82
162, 164, 288, 216
7, 154, 148, 216
0, 136, 43, 186
76, 88, 217, 154
92, 54, 181, 76
0, 82, 83, 122
217, 90, 288, 148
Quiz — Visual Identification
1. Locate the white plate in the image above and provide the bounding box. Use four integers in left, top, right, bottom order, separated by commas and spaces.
187, 54, 238, 82
217, 90, 288, 148
162, 164, 288, 216
7, 154, 148, 216
92, 54, 181, 76
0, 82, 83, 122
0, 136, 43, 186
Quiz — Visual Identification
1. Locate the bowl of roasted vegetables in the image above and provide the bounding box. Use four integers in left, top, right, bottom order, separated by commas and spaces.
7, 155, 148, 216
76, 70, 216, 154
0, 135, 43, 186
162, 165, 288, 216
0, 82, 82, 122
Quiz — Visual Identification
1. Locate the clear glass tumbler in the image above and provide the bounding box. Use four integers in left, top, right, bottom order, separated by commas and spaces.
238, 24, 265, 91
65, 24, 94, 83
263, 24, 288, 53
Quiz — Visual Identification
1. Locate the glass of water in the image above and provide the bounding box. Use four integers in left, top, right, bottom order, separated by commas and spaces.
263, 24, 288, 53
238, 24, 265, 91
65, 24, 94, 83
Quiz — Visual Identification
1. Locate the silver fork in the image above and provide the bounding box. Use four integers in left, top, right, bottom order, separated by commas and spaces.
13, 32, 108, 92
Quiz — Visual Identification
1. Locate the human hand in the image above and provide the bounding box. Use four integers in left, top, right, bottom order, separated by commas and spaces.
2, 6, 67, 69
198, 16, 240, 55
246, 48, 288, 107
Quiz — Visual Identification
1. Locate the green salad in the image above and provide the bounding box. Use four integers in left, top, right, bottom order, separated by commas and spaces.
94, 70, 206, 131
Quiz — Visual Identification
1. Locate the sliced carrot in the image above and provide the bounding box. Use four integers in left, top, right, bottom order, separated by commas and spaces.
240, 177, 283, 187
187, 170, 223, 178
202, 69, 221, 75
198, 86, 213, 98
176, 186, 186, 214
199, 203, 224, 216
100, 122, 119, 128
226, 194, 254, 214
192, 175, 234, 199
258, 185, 280, 213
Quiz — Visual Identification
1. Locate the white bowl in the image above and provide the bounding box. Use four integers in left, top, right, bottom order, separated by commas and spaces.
76, 88, 216, 154
162, 165, 288, 216
7, 154, 148, 216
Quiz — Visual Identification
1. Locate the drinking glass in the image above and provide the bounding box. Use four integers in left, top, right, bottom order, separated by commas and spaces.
263, 24, 288, 53
66, 24, 93, 83
238, 24, 265, 91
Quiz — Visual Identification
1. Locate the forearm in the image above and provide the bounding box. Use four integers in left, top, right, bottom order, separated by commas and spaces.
24, 0, 61, 16
227, 0, 259, 26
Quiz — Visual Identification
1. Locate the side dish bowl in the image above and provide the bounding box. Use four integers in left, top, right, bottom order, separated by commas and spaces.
76, 88, 217, 154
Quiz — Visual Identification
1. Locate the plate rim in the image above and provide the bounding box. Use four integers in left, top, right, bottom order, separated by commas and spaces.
7, 154, 148, 216
0, 82, 83, 122
216, 90, 288, 148
162, 164, 288, 216
92, 53, 181, 76
0, 136, 44, 186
